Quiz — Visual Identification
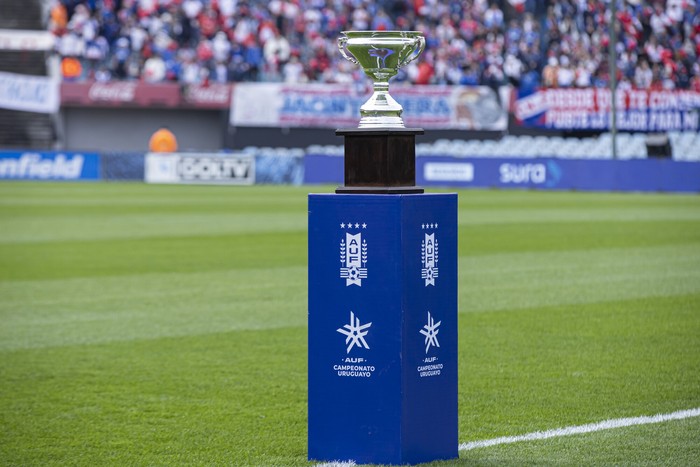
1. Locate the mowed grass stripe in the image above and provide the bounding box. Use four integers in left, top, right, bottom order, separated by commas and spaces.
453, 189, 699, 209
458, 206, 700, 224
3, 206, 698, 246
0, 212, 307, 244
458, 416, 700, 464
0, 266, 307, 351
459, 292, 700, 439
460, 242, 700, 313
1, 235, 697, 350
459, 219, 700, 255
0, 326, 309, 466
2, 219, 698, 281
0, 231, 308, 281
1, 242, 697, 351
1, 293, 697, 465
1, 183, 699, 465
459, 407, 700, 451
0, 181, 312, 208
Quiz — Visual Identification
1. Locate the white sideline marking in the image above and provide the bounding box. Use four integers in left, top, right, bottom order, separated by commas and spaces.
313, 408, 700, 465
459, 407, 700, 451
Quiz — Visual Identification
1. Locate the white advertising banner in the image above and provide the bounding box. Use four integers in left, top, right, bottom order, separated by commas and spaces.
231, 83, 506, 130
0, 71, 59, 113
423, 162, 474, 182
0, 29, 55, 51
145, 152, 255, 185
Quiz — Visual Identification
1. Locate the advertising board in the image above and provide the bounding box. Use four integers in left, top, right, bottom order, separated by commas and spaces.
60, 82, 232, 109
231, 83, 507, 130
145, 152, 255, 185
0, 29, 55, 51
61, 81, 179, 107
0, 151, 100, 180
515, 88, 700, 132
303, 153, 700, 193
418, 157, 700, 192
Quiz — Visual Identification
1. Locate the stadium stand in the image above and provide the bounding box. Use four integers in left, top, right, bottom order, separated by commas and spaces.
465, 132, 698, 160
308, 132, 700, 161
0, 0, 56, 149
49, 0, 700, 90
0, 0, 687, 159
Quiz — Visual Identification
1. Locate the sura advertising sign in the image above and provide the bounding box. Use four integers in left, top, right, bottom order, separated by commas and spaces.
145, 152, 255, 185
305, 153, 700, 193
0, 151, 100, 180
419, 159, 562, 189
416, 156, 700, 192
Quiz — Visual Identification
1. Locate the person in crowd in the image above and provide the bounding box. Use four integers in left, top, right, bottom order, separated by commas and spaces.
263, 28, 291, 80
60, 55, 82, 81
143, 53, 166, 82
148, 126, 178, 153
542, 56, 558, 88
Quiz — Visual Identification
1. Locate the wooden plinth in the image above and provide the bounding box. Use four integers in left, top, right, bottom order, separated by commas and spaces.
335, 128, 424, 194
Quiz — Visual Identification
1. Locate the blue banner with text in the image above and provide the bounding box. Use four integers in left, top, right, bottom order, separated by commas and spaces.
304, 154, 700, 193
0, 151, 100, 181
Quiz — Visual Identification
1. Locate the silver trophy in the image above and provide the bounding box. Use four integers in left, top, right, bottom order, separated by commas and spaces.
338, 31, 425, 128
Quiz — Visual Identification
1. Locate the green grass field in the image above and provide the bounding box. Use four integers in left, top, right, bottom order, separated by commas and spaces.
1, 182, 699, 466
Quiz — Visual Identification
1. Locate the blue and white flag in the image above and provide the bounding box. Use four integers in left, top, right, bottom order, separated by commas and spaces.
0, 71, 59, 114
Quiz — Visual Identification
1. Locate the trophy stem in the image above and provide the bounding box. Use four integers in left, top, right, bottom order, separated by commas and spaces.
359, 81, 404, 128
373, 81, 389, 93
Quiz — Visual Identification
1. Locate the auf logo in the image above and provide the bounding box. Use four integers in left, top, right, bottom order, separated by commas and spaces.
337, 311, 372, 354
419, 311, 441, 353
340, 229, 368, 287
421, 231, 439, 286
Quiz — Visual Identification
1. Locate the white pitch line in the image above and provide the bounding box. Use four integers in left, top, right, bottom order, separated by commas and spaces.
460, 407, 700, 451
313, 408, 700, 465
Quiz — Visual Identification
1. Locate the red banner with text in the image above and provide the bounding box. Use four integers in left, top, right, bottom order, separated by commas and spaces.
60, 81, 231, 109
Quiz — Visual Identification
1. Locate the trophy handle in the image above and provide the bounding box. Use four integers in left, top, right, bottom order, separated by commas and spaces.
402, 35, 426, 66
338, 36, 358, 65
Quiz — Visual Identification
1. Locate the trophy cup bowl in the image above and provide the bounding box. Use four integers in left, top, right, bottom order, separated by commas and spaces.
338, 31, 425, 128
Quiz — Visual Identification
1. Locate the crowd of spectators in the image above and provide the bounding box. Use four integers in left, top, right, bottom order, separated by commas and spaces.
49, 0, 700, 91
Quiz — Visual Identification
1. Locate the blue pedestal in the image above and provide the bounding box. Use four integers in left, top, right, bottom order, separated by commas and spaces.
308, 193, 458, 465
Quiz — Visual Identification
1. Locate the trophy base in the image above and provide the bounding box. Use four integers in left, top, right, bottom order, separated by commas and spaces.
335, 185, 424, 194
358, 113, 404, 129
336, 128, 424, 193
359, 94, 404, 128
